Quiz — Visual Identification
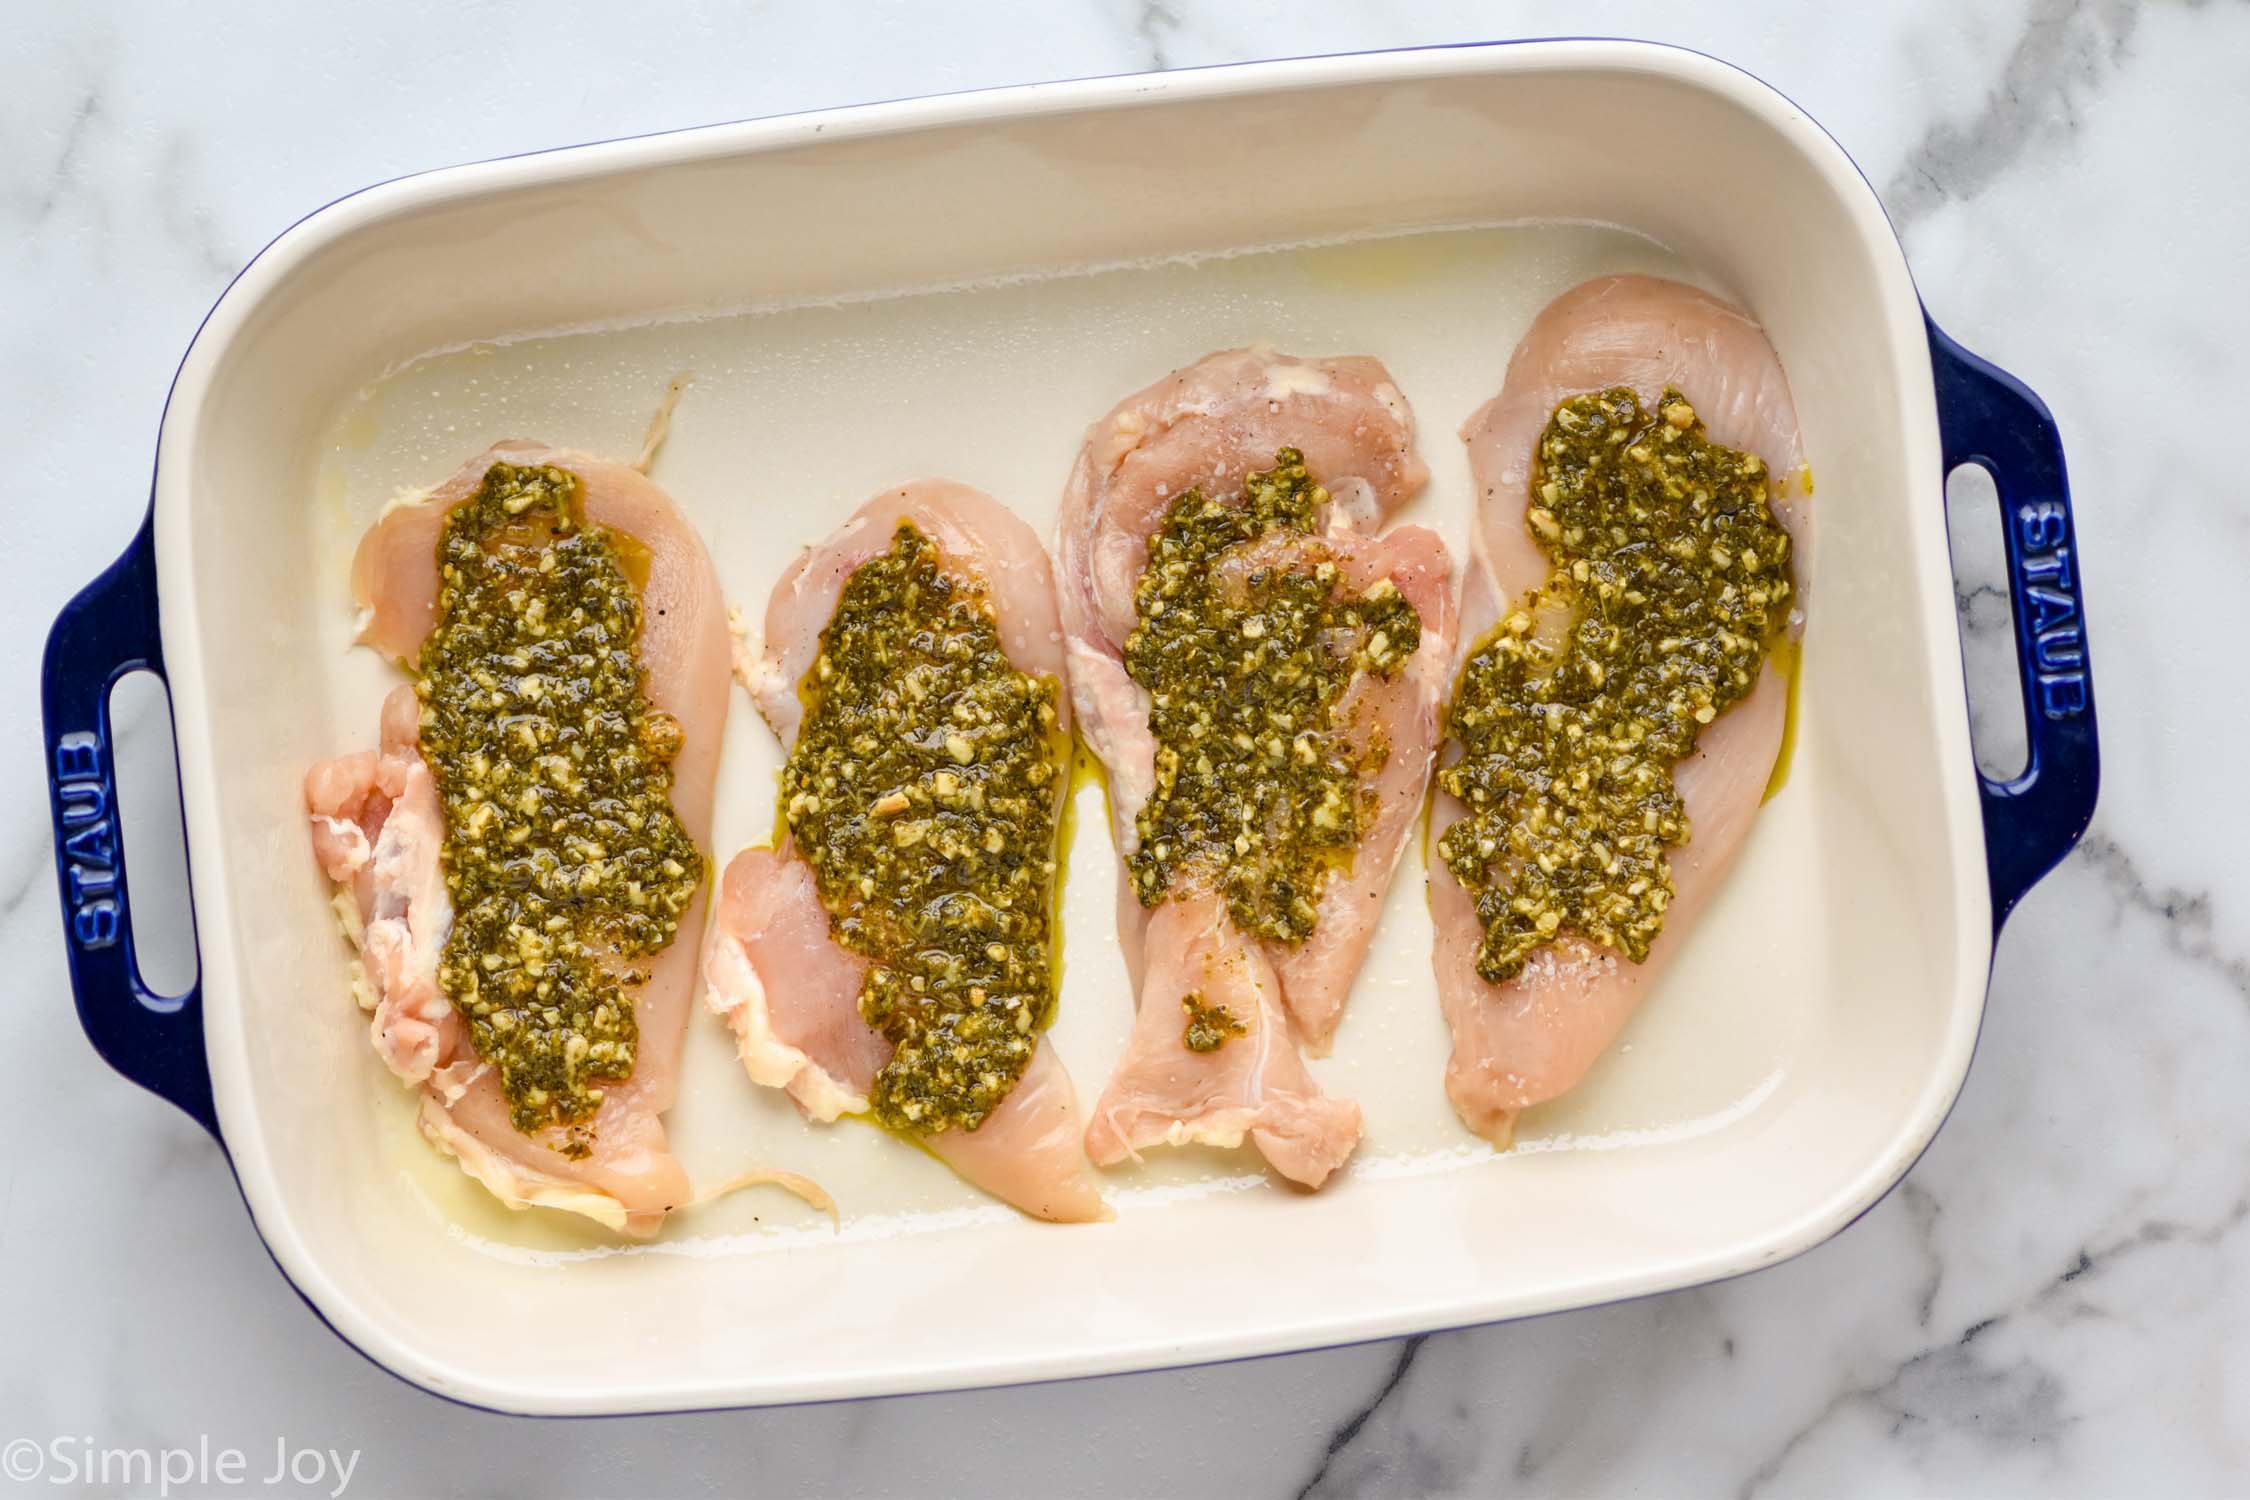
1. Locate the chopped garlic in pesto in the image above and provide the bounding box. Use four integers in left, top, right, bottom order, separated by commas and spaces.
1180, 992, 1247, 1054
784, 524, 1063, 1135
1125, 449, 1422, 944
419, 463, 702, 1147
1439, 388, 1794, 984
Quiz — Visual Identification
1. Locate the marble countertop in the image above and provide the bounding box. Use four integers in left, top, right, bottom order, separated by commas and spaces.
5, 2, 2247, 1496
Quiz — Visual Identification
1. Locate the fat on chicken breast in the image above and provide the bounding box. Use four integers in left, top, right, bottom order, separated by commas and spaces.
1434, 275, 1813, 1145
1056, 347, 1456, 1188
705, 480, 1106, 1223
305, 440, 729, 1237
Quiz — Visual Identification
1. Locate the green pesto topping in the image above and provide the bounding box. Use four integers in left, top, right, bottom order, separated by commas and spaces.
1180, 992, 1247, 1053
1125, 449, 1422, 943
784, 523, 1063, 1135
419, 462, 703, 1146
1439, 388, 1794, 984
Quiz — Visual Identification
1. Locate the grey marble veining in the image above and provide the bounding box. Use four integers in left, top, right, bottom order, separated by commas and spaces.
4, 1, 2249, 1496
1882, 0, 2146, 229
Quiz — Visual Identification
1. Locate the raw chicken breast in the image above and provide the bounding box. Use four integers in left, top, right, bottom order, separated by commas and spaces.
1081, 893, 1360, 1187
305, 441, 729, 1237
1435, 275, 1813, 1145
1262, 525, 1455, 1048
1056, 347, 1455, 1188
705, 480, 1106, 1224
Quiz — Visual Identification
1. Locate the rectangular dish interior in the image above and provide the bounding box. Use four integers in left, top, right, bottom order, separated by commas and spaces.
159, 48, 1988, 1410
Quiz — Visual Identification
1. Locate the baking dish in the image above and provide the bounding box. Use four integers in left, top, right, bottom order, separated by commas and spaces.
40, 41, 2098, 1414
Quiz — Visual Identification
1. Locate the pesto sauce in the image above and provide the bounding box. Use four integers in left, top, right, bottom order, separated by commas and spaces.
1180, 992, 1247, 1053
1125, 449, 1422, 943
419, 463, 703, 1146
1438, 388, 1794, 984
784, 524, 1063, 1135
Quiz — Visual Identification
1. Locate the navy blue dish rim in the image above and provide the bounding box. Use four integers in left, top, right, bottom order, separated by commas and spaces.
35, 40, 2100, 1414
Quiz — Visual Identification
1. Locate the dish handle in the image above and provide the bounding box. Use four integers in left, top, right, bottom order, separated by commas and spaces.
1928, 322, 2101, 932
41, 512, 220, 1139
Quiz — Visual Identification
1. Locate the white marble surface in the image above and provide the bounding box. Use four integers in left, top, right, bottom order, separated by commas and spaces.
4, 2, 2248, 1496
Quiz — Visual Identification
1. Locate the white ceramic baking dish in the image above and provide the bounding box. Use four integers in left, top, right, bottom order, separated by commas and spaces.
41, 41, 2097, 1414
